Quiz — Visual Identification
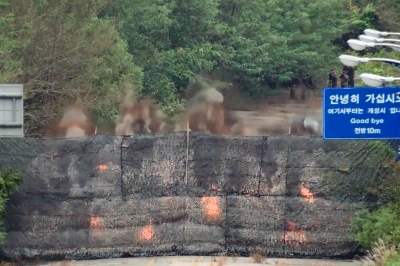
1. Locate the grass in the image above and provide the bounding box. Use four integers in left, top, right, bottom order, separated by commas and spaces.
361, 238, 399, 266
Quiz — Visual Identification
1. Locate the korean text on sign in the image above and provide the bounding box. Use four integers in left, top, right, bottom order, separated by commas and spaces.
329, 92, 400, 105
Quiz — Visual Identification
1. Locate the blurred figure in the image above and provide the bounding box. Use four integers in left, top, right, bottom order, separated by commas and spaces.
343, 66, 355, 87
304, 74, 316, 94
339, 70, 348, 87
289, 86, 296, 100
328, 69, 337, 87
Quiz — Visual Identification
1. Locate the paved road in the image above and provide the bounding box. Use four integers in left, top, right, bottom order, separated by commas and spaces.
37, 256, 362, 266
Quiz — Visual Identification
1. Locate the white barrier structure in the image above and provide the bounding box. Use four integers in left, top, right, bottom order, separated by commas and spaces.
0, 84, 24, 137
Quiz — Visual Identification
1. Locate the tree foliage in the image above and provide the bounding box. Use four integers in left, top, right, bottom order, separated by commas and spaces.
104, 0, 356, 98
340, 141, 400, 254
321, 141, 398, 202
1, 0, 143, 136
0, 168, 23, 244
350, 49, 400, 87
0, 0, 399, 135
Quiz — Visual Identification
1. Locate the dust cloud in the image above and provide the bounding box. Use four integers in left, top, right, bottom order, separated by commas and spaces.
114, 90, 167, 135
45, 103, 96, 138
45, 76, 322, 138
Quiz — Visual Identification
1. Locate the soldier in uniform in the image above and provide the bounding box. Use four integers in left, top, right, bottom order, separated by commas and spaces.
339, 70, 348, 87
343, 66, 355, 87
328, 69, 337, 87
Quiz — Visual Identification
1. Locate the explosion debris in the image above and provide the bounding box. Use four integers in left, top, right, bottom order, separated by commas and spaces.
174, 87, 230, 134
45, 103, 96, 138
115, 90, 167, 135
45, 76, 322, 137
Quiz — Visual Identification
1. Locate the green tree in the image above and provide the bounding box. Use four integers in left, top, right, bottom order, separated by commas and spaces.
324, 141, 400, 252
351, 203, 400, 250
333, 3, 379, 50
0, 1, 23, 82
351, 0, 400, 31
215, 0, 354, 96
103, 0, 357, 102
1, 0, 143, 136
349, 49, 400, 87
0, 168, 23, 244
3, 0, 387, 136
102, 0, 223, 114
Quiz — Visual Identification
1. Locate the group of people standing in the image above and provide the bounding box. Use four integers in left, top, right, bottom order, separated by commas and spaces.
328, 66, 355, 88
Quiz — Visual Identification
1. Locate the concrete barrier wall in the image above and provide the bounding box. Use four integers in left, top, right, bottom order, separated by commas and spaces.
0, 133, 365, 260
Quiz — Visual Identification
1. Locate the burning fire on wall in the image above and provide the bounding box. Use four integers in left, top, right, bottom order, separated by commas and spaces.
89, 215, 104, 245
140, 221, 154, 241
97, 164, 108, 171
201, 196, 222, 221
280, 186, 314, 246
300, 186, 314, 203
90, 215, 103, 230
282, 220, 307, 246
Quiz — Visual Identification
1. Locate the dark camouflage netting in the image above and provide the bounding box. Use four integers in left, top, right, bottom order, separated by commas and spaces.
0, 133, 396, 260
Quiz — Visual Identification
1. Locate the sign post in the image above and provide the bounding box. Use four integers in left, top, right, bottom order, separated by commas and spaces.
323, 87, 400, 140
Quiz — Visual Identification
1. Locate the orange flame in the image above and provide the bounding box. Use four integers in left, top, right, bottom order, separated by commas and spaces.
140, 223, 154, 241
90, 215, 103, 230
300, 186, 314, 203
201, 196, 221, 221
282, 220, 307, 246
98, 165, 108, 170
